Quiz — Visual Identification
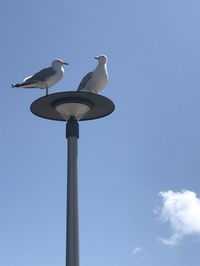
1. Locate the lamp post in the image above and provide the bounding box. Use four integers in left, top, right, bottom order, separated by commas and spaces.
31, 91, 115, 266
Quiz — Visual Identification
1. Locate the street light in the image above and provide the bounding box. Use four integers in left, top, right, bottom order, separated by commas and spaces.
31, 91, 115, 266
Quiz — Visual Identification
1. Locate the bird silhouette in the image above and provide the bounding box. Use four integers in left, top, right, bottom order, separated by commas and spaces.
12, 59, 69, 95
77, 55, 108, 93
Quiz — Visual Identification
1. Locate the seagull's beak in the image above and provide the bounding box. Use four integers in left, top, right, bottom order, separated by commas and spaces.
94, 56, 99, 60
63, 62, 69, 65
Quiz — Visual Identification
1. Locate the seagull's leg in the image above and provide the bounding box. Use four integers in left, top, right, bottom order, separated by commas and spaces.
45, 85, 48, 96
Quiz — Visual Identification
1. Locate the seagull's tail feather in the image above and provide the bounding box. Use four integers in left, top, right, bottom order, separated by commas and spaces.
11, 83, 22, 88
11, 81, 38, 88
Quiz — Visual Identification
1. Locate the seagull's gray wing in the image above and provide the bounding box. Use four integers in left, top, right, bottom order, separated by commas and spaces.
24, 67, 56, 82
77, 72, 93, 91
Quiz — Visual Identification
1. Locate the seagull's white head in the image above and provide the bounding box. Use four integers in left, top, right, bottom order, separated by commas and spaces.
51, 59, 69, 67
94, 55, 108, 64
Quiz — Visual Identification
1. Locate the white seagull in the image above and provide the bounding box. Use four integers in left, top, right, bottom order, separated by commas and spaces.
77, 55, 108, 93
12, 59, 69, 95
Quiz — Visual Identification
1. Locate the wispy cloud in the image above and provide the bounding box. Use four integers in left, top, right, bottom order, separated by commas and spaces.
157, 190, 200, 246
131, 246, 143, 255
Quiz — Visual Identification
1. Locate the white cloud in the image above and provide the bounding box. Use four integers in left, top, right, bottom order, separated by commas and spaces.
131, 246, 143, 255
157, 190, 200, 246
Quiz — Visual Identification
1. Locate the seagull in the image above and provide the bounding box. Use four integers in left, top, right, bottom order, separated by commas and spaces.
12, 59, 69, 95
77, 55, 108, 93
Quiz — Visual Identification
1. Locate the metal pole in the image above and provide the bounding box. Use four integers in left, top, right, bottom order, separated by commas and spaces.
66, 117, 79, 266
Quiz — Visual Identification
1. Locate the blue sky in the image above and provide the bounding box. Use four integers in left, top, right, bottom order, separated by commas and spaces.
1, 0, 200, 265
